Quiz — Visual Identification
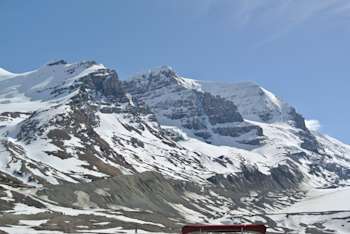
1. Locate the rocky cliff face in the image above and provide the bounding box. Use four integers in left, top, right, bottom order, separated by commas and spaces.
0, 61, 349, 233
123, 66, 264, 147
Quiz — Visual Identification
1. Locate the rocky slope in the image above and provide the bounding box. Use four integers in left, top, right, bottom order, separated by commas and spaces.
0, 61, 349, 233
123, 66, 264, 148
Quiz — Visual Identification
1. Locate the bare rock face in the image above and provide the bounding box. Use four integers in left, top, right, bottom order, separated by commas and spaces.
47, 59, 68, 66
80, 69, 125, 98
201, 92, 243, 124
288, 107, 307, 130
213, 125, 263, 138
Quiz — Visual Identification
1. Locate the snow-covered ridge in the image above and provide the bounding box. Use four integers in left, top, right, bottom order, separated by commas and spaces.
197, 81, 300, 124
0, 67, 17, 80
0, 60, 107, 112
0, 60, 106, 88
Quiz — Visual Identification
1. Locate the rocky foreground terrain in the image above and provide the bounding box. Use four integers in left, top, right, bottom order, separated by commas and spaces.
0, 60, 349, 233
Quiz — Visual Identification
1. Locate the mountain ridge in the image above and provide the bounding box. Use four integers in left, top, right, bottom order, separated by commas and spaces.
0, 60, 349, 233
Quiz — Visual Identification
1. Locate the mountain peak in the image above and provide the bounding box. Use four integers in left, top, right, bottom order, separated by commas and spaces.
129, 65, 203, 91
150, 65, 175, 75
46, 59, 68, 66
130, 65, 177, 81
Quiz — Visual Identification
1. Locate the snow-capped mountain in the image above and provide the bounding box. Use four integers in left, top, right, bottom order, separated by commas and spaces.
0, 61, 349, 233
0, 61, 227, 186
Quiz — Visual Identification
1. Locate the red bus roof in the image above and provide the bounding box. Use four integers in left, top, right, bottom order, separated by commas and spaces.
181, 224, 267, 234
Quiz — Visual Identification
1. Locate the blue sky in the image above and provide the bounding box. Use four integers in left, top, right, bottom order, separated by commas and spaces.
1, 0, 350, 143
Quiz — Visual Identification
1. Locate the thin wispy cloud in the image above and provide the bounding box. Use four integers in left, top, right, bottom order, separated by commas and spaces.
195, 0, 350, 47
306, 119, 322, 132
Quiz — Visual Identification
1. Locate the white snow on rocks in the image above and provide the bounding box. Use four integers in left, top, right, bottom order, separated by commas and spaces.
0, 61, 350, 233
199, 81, 293, 124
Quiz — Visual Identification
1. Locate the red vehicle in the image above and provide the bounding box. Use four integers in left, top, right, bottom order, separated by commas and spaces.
181, 224, 267, 234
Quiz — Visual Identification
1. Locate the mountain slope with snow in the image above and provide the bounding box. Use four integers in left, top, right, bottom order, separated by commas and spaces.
0, 61, 237, 186
0, 61, 349, 233
125, 67, 350, 186
0, 68, 16, 80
